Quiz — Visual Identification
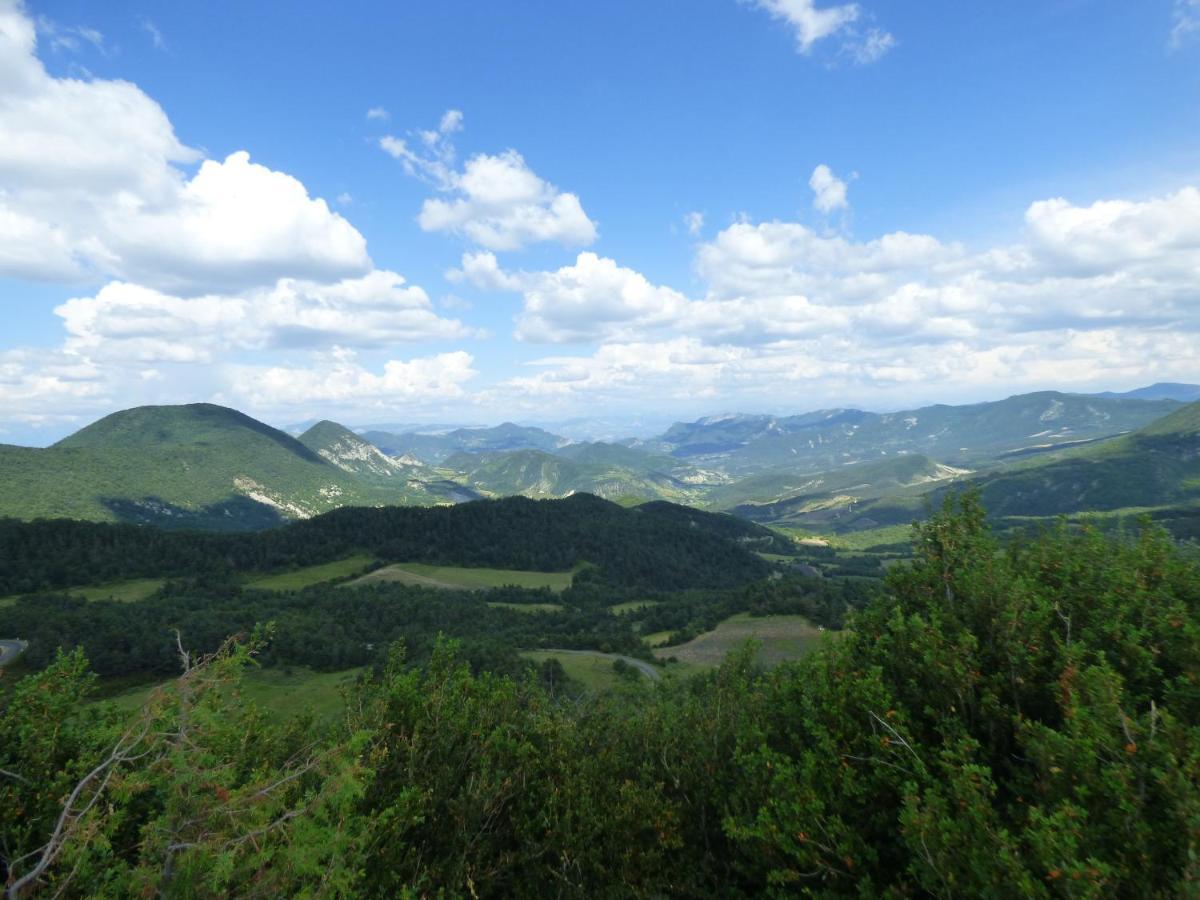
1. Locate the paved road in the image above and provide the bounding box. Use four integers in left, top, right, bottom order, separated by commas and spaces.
0, 639, 28, 668
542, 649, 662, 681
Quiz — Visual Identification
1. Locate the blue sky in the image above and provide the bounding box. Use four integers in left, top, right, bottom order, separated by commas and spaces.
2, 0, 1199, 444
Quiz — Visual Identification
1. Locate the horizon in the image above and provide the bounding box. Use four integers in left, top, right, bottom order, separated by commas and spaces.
3, 0, 1200, 445
4, 379, 1194, 449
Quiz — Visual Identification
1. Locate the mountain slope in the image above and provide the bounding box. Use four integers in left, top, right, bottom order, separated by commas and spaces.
443, 449, 705, 503
0, 405, 470, 529
972, 399, 1200, 518
658, 392, 1181, 474
362, 422, 568, 464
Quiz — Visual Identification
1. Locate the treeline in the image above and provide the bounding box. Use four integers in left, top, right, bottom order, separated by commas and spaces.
0, 581, 639, 679
0, 494, 774, 596
0, 574, 858, 681
4, 494, 1199, 896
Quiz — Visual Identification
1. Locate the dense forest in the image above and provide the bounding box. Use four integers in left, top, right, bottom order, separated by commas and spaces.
0, 494, 785, 596
4, 494, 1199, 896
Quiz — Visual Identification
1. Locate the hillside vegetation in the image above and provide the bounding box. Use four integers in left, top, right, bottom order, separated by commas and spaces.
4, 495, 1199, 895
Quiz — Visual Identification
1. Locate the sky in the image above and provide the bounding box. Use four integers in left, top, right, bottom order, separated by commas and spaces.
2, 0, 1200, 445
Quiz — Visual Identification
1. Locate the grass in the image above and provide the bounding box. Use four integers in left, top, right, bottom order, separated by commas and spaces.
642, 630, 674, 648
653, 613, 827, 669
347, 562, 579, 592
522, 651, 623, 692
756, 551, 798, 563
487, 601, 564, 613
105, 666, 365, 723
244, 555, 375, 591
1, 577, 165, 608
610, 600, 662, 614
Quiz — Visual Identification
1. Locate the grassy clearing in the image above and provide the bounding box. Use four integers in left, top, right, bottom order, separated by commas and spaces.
347, 562, 578, 592
244, 555, 375, 591
642, 630, 674, 648
486, 601, 564, 614
653, 613, 826, 669
610, 600, 661, 614
522, 651, 625, 691
1, 577, 165, 608
105, 666, 365, 723
756, 552, 798, 563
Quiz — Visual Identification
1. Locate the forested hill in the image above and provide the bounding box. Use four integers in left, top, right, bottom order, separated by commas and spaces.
0, 494, 782, 595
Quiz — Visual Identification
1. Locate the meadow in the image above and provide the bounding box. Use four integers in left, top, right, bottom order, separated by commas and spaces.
347, 562, 578, 592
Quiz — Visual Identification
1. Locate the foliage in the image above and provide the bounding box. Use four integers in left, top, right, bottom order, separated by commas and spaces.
5, 491, 1200, 895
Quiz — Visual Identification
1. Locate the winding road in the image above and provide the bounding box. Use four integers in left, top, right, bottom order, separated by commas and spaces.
542, 649, 662, 681
0, 639, 28, 668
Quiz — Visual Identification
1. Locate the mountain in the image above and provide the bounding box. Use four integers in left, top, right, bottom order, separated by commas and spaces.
299, 420, 423, 478
362, 422, 569, 464
656, 392, 1182, 474
442, 448, 706, 504
1090, 383, 1200, 403
970, 399, 1200, 519
0, 404, 472, 530
709, 454, 970, 516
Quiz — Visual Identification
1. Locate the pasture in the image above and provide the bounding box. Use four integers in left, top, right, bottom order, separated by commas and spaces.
0, 577, 165, 608
522, 649, 659, 691
653, 613, 827, 668
243, 555, 375, 591
347, 562, 577, 592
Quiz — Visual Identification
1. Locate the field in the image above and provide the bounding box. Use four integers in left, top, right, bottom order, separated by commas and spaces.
641, 630, 674, 648
107, 666, 365, 723
522, 650, 659, 691
347, 562, 577, 592
243, 555, 375, 591
653, 613, 827, 668
0, 577, 165, 608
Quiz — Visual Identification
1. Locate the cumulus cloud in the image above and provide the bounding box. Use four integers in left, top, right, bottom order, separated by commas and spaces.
684, 211, 705, 235
366, 106, 389, 121
452, 251, 688, 342
381, 110, 597, 251
0, 1, 370, 293
55, 270, 477, 364
809, 164, 849, 213
745, 0, 894, 62
458, 183, 1200, 409
226, 348, 478, 409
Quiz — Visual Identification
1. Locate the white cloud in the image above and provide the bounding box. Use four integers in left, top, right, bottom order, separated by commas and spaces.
1172, 0, 1200, 49
227, 348, 478, 409
850, 27, 894, 64
748, 0, 859, 52
381, 110, 597, 251
336, 192, 353, 206
684, 211, 705, 235
55, 270, 476, 364
745, 0, 893, 62
366, 106, 389, 121
0, 1, 370, 293
140, 18, 166, 51
459, 183, 1200, 410
809, 164, 849, 213
453, 251, 688, 342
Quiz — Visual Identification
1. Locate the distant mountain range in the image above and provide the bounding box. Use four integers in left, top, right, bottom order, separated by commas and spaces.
0, 384, 1195, 535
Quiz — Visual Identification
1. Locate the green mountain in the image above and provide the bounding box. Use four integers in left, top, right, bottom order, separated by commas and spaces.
442, 448, 707, 504
0, 404, 471, 530
712, 454, 971, 529
362, 422, 567, 464
658, 392, 1182, 474
971, 399, 1200, 518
